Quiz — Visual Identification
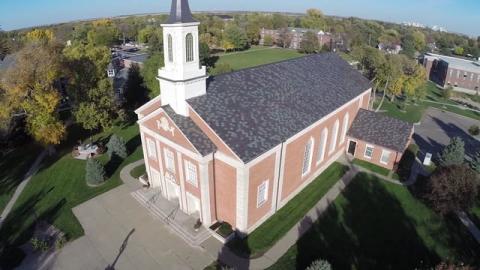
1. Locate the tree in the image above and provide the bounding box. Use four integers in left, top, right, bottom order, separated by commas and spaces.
263, 35, 274, 47
438, 137, 465, 167
411, 30, 426, 51
74, 78, 116, 131
306, 259, 332, 270
0, 28, 9, 61
0, 43, 66, 145
106, 134, 127, 159
301, 9, 326, 30
271, 14, 290, 29
351, 45, 386, 80
454, 47, 464, 56
472, 152, 480, 174
278, 28, 292, 48
199, 42, 212, 67
211, 63, 233, 76
141, 53, 164, 97
124, 64, 149, 111
223, 24, 248, 51
138, 26, 156, 44
299, 31, 320, 54
25, 29, 55, 44
85, 158, 106, 186
87, 25, 118, 47
426, 165, 478, 215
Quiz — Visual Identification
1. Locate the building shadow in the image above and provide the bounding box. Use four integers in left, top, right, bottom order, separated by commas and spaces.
293, 173, 441, 270
105, 228, 135, 270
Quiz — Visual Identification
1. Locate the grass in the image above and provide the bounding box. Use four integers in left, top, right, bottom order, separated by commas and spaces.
0, 122, 143, 259
227, 162, 349, 257
268, 173, 480, 270
352, 158, 391, 176
0, 143, 43, 213
130, 164, 146, 179
376, 81, 480, 123
215, 46, 303, 71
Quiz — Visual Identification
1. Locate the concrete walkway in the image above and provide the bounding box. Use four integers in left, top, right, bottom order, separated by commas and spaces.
0, 149, 47, 229
52, 159, 215, 270
203, 167, 360, 270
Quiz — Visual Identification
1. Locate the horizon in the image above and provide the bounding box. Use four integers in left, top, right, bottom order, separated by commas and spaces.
1, 0, 479, 37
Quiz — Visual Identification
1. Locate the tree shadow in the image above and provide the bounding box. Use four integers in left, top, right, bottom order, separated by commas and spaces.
293, 173, 440, 270
105, 228, 135, 270
412, 133, 445, 162
215, 231, 251, 270
105, 154, 123, 178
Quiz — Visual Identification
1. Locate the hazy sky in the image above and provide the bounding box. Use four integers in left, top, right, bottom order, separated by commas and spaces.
1, 0, 479, 36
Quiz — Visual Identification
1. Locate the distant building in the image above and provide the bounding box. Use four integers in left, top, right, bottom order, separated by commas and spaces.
377, 43, 402, 55
423, 53, 480, 94
260, 27, 334, 50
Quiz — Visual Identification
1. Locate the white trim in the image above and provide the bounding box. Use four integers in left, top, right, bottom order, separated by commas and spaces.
146, 138, 157, 159
246, 144, 282, 169
286, 88, 371, 144
276, 142, 287, 210
134, 95, 162, 116
380, 149, 391, 165
215, 151, 244, 168
271, 146, 282, 212
188, 107, 243, 162
346, 138, 358, 156
176, 151, 188, 212
235, 166, 249, 232
149, 168, 162, 189
256, 180, 269, 208
155, 139, 168, 198
163, 148, 176, 173
141, 126, 202, 161
329, 119, 340, 155
340, 112, 349, 144
199, 161, 212, 225
184, 160, 198, 187
364, 144, 374, 159
278, 150, 344, 210
301, 137, 315, 177
316, 128, 328, 165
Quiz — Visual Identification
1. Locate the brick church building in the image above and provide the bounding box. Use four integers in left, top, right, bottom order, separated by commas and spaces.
135, 0, 413, 235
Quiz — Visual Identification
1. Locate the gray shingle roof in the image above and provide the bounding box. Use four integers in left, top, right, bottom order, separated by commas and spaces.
347, 109, 413, 152
188, 53, 372, 162
163, 105, 216, 156
165, 0, 198, 24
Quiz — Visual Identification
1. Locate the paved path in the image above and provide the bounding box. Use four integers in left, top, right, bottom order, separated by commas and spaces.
52, 159, 214, 270
457, 211, 480, 244
420, 99, 480, 113
203, 167, 360, 270
0, 149, 47, 229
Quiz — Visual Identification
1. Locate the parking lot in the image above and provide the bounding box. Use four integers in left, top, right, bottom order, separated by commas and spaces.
413, 108, 480, 162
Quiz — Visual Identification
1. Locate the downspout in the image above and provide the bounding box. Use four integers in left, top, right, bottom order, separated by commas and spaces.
273, 141, 285, 212
212, 152, 218, 223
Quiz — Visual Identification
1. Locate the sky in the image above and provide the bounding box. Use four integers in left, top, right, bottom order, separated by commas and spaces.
0, 0, 479, 37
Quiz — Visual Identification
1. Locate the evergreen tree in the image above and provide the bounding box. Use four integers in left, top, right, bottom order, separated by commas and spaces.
472, 152, 480, 174
106, 134, 128, 159
438, 137, 465, 167
306, 259, 332, 270
86, 158, 105, 186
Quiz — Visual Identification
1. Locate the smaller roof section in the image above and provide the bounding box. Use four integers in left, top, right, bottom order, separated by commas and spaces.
348, 109, 414, 152
164, 0, 198, 24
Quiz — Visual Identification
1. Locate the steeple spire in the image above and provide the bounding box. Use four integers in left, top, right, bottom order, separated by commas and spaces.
165, 0, 198, 24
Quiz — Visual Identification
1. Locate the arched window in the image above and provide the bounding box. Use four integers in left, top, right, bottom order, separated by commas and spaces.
302, 137, 314, 176
329, 119, 340, 154
186, 33, 194, 62
340, 113, 350, 144
317, 128, 328, 164
168, 34, 173, 62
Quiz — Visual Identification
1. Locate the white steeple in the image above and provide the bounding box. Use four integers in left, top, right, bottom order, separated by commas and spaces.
158, 0, 207, 116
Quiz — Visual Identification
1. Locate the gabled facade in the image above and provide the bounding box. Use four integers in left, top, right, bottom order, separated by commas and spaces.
136, 0, 414, 235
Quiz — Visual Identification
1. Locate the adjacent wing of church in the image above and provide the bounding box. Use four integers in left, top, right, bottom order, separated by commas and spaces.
135, 0, 413, 234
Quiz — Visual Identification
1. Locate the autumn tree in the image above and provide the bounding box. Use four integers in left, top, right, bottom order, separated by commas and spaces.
426, 165, 478, 215
25, 29, 55, 44
0, 43, 66, 145
87, 20, 118, 47
299, 31, 320, 54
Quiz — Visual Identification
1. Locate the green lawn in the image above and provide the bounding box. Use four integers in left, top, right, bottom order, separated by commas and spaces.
352, 158, 401, 180
130, 164, 146, 179
0, 122, 143, 254
216, 46, 303, 71
268, 173, 480, 270
376, 81, 480, 122
228, 162, 349, 257
0, 143, 43, 213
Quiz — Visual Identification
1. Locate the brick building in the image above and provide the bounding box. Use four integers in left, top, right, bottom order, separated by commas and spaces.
423, 52, 480, 94
260, 27, 333, 50
135, 0, 413, 235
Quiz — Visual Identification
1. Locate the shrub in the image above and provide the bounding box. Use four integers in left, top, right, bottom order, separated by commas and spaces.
263, 35, 274, 47
106, 134, 127, 159
85, 158, 106, 186
468, 125, 480, 136
54, 235, 67, 250
443, 86, 453, 99
426, 165, 478, 215
437, 137, 465, 167
306, 259, 332, 270
30, 237, 50, 252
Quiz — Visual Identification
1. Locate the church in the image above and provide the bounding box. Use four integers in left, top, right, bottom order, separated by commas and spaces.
135, 0, 414, 235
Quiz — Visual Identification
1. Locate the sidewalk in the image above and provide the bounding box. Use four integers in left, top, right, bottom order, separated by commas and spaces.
0, 149, 47, 229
